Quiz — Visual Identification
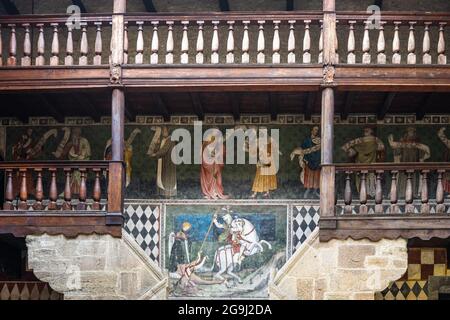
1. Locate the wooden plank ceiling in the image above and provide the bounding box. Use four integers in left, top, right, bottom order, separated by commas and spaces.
0, 91, 449, 123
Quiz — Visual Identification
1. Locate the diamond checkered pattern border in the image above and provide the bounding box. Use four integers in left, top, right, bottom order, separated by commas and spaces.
292, 205, 320, 253
123, 204, 160, 263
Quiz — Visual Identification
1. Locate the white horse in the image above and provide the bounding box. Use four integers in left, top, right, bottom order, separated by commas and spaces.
211, 218, 272, 283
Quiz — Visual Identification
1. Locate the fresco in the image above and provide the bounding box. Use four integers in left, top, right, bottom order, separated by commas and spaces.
2, 121, 450, 200
164, 204, 287, 299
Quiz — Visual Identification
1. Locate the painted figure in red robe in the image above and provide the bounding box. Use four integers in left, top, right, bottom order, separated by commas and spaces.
200, 131, 229, 200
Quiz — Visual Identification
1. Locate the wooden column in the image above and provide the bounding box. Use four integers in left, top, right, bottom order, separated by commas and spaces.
320, 0, 336, 224
107, 0, 126, 226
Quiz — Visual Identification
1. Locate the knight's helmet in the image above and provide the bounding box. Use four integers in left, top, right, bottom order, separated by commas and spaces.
222, 214, 233, 225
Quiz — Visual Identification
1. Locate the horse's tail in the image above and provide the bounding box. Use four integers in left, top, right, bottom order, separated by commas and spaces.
260, 240, 272, 250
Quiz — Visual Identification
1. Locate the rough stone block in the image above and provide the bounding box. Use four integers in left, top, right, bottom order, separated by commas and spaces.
365, 256, 390, 269
296, 278, 314, 300
338, 245, 376, 268
119, 272, 139, 297
352, 292, 375, 300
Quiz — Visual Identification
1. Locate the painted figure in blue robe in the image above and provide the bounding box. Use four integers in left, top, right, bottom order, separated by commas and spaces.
290, 126, 321, 198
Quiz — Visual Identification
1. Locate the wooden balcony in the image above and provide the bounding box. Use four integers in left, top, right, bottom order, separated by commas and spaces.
320, 163, 450, 242
0, 11, 448, 91
0, 161, 124, 238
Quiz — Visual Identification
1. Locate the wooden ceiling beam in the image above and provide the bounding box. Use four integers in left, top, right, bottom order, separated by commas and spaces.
124, 98, 137, 122
190, 93, 204, 121
286, 0, 294, 11
268, 93, 279, 121
151, 93, 170, 122
341, 92, 356, 120
71, 0, 87, 14
142, 0, 157, 12
304, 92, 316, 121
416, 93, 434, 120
219, 0, 230, 12
72, 93, 101, 122
37, 94, 65, 123
0, 0, 19, 15
230, 93, 240, 121
378, 92, 396, 120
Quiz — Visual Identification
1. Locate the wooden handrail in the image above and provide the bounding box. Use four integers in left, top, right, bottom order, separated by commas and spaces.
335, 162, 450, 172
0, 13, 113, 24
0, 160, 117, 170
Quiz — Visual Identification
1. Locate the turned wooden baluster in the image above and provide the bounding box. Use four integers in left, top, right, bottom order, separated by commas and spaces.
92, 169, 102, 210
65, 25, 74, 65
135, 21, 144, 64
48, 169, 58, 210
93, 22, 103, 65
407, 22, 416, 64
422, 22, 432, 64
362, 22, 371, 64
272, 20, 281, 64
123, 22, 129, 64
318, 22, 323, 63
334, 20, 339, 63
375, 170, 384, 214
257, 21, 265, 64
35, 24, 45, 66
7, 24, 17, 66
211, 21, 220, 64
4, 170, 14, 210
77, 169, 87, 210
287, 20, 296, 64
50, 23, 60, 66
302, 20, 312, 64
196, 21, 204, 64
438, 23, 447, 65
33, 169, 44, 210
242, 21, 250, 63
226, 21, 235, 64
79, 23, 88, 65
377, 22, 386, 64
405, 170, 414, 213
21, 24, 32, 66
420, 170, 430, 214
18, 169, 28, 210
344, 171, 353, 214
436, 170, 446, 213
180, 21, 189, 64
166, 21, 174, 64
62, 169, 72, 210
390, 171, 399, 213
0, 24, 2, 66
347, 21, 356, 64
392, 22, 401, 64
150, 21, 159, 64
359, 171, 368, 214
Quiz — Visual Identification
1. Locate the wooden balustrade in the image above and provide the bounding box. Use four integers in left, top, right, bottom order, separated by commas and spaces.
337, 12, 450, 65
124, 12, 323, 65
1, 161, 110, 211
336, 163, 450, 215
0, 14, 112, 67
0, 11, 448, 67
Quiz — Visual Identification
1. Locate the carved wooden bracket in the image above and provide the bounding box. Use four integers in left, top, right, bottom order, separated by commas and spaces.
110, 63, 122, 84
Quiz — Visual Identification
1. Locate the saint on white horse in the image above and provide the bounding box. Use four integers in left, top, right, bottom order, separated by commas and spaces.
211, 213, 272, 282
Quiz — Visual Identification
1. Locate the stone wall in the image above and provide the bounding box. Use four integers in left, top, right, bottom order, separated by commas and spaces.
269, 229, 408, 300
26, 232, 168, 300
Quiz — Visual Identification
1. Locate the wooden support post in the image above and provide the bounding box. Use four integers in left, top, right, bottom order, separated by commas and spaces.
320, 88, 336, 221
320, 0, 336, 229
106, 0, 126, 226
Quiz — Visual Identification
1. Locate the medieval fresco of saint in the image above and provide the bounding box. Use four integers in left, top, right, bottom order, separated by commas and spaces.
165, 204, 287, 299
4, 123, 450, 200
